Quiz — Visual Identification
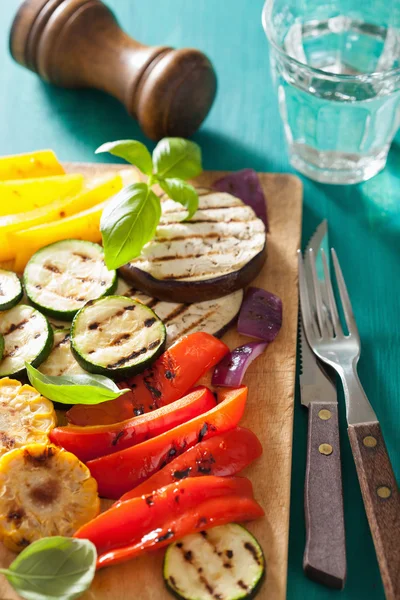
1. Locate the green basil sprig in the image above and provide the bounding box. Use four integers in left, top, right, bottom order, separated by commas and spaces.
0, 536, 96, 600
96, 137, 202, 270
26, 363, 129, 405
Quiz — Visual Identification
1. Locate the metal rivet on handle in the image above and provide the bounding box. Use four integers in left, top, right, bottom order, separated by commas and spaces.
377, 486, 391, 499
363, 436, 377, 448
318, 409, 331, 420
319, 443, 333, 455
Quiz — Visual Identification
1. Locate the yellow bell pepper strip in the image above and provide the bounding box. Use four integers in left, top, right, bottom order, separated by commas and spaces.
11, 200, 107, 272
0, 150, 64, 180
0, 174, 123, 261
0, 174, 84, 216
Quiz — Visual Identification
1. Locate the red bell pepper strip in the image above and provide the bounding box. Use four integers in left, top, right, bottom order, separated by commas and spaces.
74, 475, 254, 556
67, 332, 229, 426
119, 427, 262, 501
96, 495, 264, 568
87, 386, 248, 499
50, 387, 216, 463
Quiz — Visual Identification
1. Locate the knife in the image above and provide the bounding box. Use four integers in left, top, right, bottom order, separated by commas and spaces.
299, 221, 347, 589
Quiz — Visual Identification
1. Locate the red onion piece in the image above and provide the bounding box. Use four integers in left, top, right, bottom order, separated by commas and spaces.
212, 342, 268, 387
238, 286, 282, 342
213, 169, 269, 231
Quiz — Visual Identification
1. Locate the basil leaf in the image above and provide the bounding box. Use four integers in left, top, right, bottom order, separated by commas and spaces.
0, 536, 96, 600
95, 139, 153, 176
159, 178, 199, 220
26, 363, 129, 405
101, 183, 161, 269
153, 138, 202, 179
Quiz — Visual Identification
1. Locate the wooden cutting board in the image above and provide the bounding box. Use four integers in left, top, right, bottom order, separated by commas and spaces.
0, 165, 302, 600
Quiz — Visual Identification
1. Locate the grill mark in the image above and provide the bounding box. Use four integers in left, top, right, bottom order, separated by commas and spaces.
144, 318, 156, 328
111, 333, 131, 346
238, 580, 249, 591
73, 252, 91, 261
156, 530, 174, 543
54, 333, 70, 349
176, 545, 216, 596
106, 342, 160, 369
163, 304, 189, 322
88, 322, 99, 330
43, 263, 61, 274
172, 467, 192, 480
7, 508, 25, 525
111, 431, 125, 446
161, 204, 241, 215
3, 319, 28, 335
146, 298, 159, 309
168, 308, 217, 336
244, 541, 262, 565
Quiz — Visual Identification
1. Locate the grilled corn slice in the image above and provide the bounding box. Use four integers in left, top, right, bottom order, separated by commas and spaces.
0, 378, 56, 456
0, 444, 100, 551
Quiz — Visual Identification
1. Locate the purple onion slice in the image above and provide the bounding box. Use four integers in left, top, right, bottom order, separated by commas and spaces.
213, 169, 269, 231
237, 286, 282, 342
212, 342, 268, 387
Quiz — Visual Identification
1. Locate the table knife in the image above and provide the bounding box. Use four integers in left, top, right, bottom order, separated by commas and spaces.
299, 221, 347, 589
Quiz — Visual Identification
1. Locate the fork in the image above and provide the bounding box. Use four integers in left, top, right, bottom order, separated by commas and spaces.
299, 247, 400, 600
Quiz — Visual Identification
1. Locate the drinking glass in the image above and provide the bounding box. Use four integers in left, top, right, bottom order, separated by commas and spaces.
262, 0, 400, 184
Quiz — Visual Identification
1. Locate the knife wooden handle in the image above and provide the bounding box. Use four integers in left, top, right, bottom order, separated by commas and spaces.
348, 421, 400, 600
303, 401, 346, 589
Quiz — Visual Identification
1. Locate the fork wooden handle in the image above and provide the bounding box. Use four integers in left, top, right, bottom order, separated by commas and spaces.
348, 421, 400, 600
303, 402, 346, 589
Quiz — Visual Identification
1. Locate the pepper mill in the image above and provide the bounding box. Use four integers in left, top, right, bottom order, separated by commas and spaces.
10, 0, 217, 140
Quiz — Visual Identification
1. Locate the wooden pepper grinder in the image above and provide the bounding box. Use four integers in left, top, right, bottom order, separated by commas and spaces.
10, 0, 217, 140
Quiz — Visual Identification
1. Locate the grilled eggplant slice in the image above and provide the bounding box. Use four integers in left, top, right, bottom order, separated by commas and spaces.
71, 295, 166, 377
163, 524, 265, 600
39, 328, 86, 376
0, 304, 53, 377
23, 239, 117, 321
120, 189, 266, 303
0, 269, 23, 311
116, 279, 243, 347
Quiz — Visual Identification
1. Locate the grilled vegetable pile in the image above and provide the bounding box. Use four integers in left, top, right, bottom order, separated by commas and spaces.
0, 143, 284, 600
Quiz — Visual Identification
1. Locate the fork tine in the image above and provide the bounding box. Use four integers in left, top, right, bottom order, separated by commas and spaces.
308, 248, 326, 337
298, 250, 317, 341
331, 248, 359, 337
320, 249, 343, 337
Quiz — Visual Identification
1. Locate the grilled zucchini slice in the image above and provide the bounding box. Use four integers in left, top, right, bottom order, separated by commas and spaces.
0, 304, 53, 377
71, 295, 166, 377
164, 524, 265, 600
39, 328, 86, 376
23, 239, 117, 321
0, 378, 56, 456
0, 443, 100, 551
0, 269, 23, 311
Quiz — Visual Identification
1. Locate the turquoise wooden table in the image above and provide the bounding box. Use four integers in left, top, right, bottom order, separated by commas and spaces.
1, 1, 399, 598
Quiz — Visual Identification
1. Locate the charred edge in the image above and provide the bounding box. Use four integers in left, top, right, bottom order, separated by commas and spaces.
111, 431, 125, 446
124, 305, 136, 312
143, 371, 162, 402
23, 446, 56, 467
164, 370, 175, 380
4, 319, 28, 335
244, 541, 262, 565
133, 406, 144, 416
172, 467, 192, 480
200, 531, 207, 538
197, 465, 212, 474
7, 508, 25, 524
145, 495, 154, 506
156, 530, 174, 543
